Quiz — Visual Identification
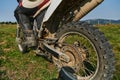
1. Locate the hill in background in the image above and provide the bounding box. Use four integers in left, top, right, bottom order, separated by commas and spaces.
0, 19, 120, 25
83, 19, 120, 25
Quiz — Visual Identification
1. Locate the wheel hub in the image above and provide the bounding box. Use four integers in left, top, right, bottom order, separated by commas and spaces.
53, 44, 87, 72
53, 43, 96, 80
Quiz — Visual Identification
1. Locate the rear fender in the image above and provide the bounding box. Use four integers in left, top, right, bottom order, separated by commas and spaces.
43, 0, 62, 22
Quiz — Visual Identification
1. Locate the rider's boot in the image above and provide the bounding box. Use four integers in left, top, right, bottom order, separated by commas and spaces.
17, 13, 37, 48
24, 30, 37, 48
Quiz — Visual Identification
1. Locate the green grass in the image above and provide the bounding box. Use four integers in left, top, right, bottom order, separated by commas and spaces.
0, 24, 120, 80
97, 24, 120, 80
0, 24, 57, 80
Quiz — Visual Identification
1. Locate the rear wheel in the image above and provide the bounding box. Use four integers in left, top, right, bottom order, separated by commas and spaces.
54, 22, 114, 80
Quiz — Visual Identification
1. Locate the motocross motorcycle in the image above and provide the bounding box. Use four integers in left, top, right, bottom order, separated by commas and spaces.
16, 0, 115, 80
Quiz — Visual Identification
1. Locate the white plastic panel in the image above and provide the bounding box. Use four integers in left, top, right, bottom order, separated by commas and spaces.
43, 0, 62, 22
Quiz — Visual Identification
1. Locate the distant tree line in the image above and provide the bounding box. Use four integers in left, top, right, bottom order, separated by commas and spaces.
84, 19, 120, 25
0, 21, 17, 24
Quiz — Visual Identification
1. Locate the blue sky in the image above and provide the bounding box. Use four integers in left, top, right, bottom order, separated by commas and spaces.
0, 0, 120, 22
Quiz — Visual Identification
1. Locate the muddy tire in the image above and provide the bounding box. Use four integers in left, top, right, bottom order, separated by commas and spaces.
55, 22, 115, 80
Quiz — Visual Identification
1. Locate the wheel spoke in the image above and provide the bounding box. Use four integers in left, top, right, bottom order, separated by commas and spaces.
57, 33, 98, 78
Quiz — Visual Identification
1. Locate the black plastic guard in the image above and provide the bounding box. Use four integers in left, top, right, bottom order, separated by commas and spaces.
59, 66, 77, 80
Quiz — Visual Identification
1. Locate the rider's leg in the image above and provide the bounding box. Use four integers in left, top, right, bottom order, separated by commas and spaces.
35, 8, 47, 30
14, 6, 37, 47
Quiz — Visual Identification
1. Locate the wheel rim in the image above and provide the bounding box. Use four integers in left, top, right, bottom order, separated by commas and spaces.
54, 32, 99, 80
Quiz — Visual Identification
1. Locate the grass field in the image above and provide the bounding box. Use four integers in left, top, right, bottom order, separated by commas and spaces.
0, 24, 120, 80
96, 24, 120, 80
0, 24, 57, 80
